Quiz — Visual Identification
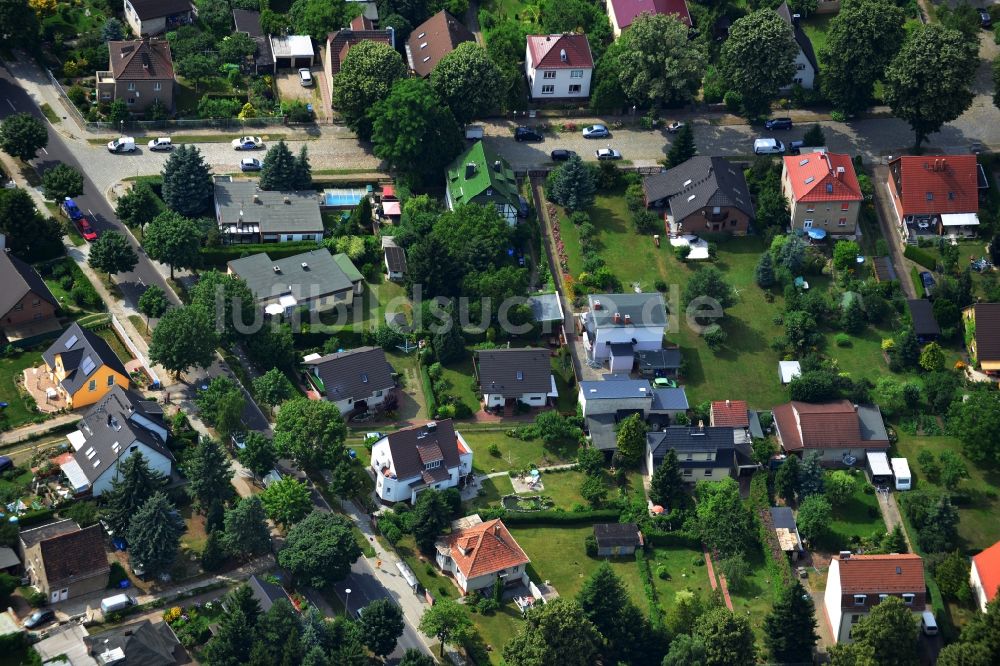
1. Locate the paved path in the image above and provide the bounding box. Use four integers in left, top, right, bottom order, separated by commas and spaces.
872, 165, 917, 299
0, 413, 81, 445
876, 489, 914, 551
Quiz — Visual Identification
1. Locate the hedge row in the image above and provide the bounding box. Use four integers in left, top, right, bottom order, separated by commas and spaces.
635, 548, 664, 629
419, 363, 438, 420
497, 508, 621, 526
903, 245, 937, 270
200, 241, 321, 268
18, 508, 56, 527
748, 472, 794, 595
643, 530, 702, 550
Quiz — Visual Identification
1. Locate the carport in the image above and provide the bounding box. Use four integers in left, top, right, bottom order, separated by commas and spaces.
270, 35, 315, 70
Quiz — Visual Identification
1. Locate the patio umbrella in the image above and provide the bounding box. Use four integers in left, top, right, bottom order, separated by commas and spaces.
652, 505, 665, 514
806, 227, 827, 240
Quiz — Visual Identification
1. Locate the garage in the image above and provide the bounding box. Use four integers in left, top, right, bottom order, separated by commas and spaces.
269, 35, 315, 71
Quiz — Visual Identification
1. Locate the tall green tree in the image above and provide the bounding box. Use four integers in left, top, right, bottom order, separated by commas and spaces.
222, 495, 271, 557
774, 455, 801, 505
803, 123, 826, 148
546, 155, 596, 212
149, 305, 218, 376
0, 189, 63, 261
684, 266, 735, 310
431, 41, 503, 124
253, 368, 294, 412
143, 211, 201, 279
127, 492, 184, 577
238, 432, 278, 481
88, 231, 138, 278
412, 488, 450, 553
799, 450, 825, 497
947, 391, 1000, 464
617, 12, 707, 108
160, 144, 213, 217
42, 164, 83, 202
189, 270, 257, 345
102, 452, 167, 535
649, 449, 685, 509
615, 413, 647, 468
0, 113, 47, 161
359, 598, 405, 658
273, 398, 347, 472
666, 123, 697, 169
825, 470, 858, 507
288, 0, 356, 40
764, 581, 818, 664
333, 40, 407, 140
936, 643, 993, 666
577, 562, 652, 665
202, 585, 261, 665
0, 0, 39, 50
278, 510, 362, 588
719, 10, 798, 118
502, 598, 601, 666
260, 477, 313, 527
829, 596, 918, 666
185, 438, 234, 511
259, 140, 298, 191
176, 53, 219, 92
419, 598, 474, 658
820, 0, 906, 116
695, 478, 757, 559
398, 649, 436, 666
694, 607, 756, 666
883, 23, 979, 149
194, 376, 244, 436
662, 633, 708, 666
137, 285, 169, 332
292, 146, 312, 189
115, 181, 159, 236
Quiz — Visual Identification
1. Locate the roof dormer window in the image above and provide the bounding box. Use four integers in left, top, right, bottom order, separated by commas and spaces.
853, 594, 866, 606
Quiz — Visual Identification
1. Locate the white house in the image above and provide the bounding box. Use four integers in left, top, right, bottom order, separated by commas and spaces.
435, 517, 531, 595
524, 34, 593, 100
59, 386, 172, 497
370, 420, 473, 504
476, 348, 557, 410
303, 347, 395, 417
971, 540, 1000, 613
581, 293, 668, 370
776, 2, 818, 90
823, 553, 926, 643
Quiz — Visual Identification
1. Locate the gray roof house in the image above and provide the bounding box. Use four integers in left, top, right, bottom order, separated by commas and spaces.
776, 2, 818, 90
582, 293, 668, 370
907, 299, 940, 342
476, 348, 556, 409
303, 346, 395, 415
247, 574, 292, 612
42, 323, 131, 409
635, 348, 683, 377
643, 157, 755, 235
227, 249, 363, 316
527, 293, 564, 323
593, 523, 643, 556
213, 177, 324, 244
233, 9, 274, 73
579, 377, 689, 449
646, 424, 755, 482
83, 619, 184, 666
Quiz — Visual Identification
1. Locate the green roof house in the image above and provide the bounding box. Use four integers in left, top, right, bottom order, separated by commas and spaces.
445, 141, 520, 225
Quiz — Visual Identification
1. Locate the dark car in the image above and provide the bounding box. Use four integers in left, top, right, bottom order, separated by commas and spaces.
61, 197, 83, 221
550, 149, 577, 161
514, 126, 543, 142
24, 609, 55, 629
919, 271, 936, 297
0, 455, 12, 473
980, 8, 992, 28
764, 117, 793, 130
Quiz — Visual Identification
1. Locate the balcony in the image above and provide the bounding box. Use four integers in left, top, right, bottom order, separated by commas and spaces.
96, 71, 114, 85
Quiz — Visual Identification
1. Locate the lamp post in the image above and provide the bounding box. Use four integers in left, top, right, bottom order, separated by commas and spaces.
345, 588, 351, 617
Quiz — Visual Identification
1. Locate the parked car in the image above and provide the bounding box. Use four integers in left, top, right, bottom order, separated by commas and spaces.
146, 137, 172, 151
595, 148, 622, 161
61, 197, 83, 220
666, 121, 685, 134
0, 455, 12, 473
298, 68, 313, 86
979, 8, 992, 28
106, 137, 136, 153
76, 215, 98, 242
550, 149, 577, 161
23, 609, 55, 629
240, 157, 262, 172
787, 140, 805, 155
100, 594, 137, 615
232, 136, 264, 150
753, 138, 785, 155
764, 117, 793, 130
582, 124, 610, 139
919, 271, 936, 297
514, 126, 543, 142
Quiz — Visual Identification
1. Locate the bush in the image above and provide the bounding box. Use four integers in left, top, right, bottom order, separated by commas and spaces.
835, 333, 853, 347
903, 245, 937, 270
654, 279, 667, 292
21, 587, 46, 607
656, 564, 669, 580
723, 90, 742, 113
107, 562, 128, 589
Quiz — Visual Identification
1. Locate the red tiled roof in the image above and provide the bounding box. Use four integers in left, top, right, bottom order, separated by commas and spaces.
445, 519, 530, 579
888, 155, 979, 216
835, 554, 925, 595
526, 34, 593, 69
774, 400, 872, 451
39, 524, 110, 586
710, 400, 749, 428
108, 40, 174, 80
608, 0, 692, 29
973, 541, 1000, 605
783, 152, 863, 203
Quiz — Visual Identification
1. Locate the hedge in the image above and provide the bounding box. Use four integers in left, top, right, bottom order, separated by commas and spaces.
419, 363, 438, 420
635, 548, 664, 629
18, 508, 56, 528
494, 508, 621, 526
903, 245, 937, 270
200, 241, 321, 268
643, 530, 702, 550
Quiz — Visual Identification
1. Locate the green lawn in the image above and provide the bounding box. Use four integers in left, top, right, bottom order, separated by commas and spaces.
395, 534, 458, 601
38, 257, 104, 313
438, 355, 481, 417
895, 431, 1000, 551
0, 349, 48, 431
725, 550, 778, 642
95, 328, 133, 365
827, 474, 886, 548
459, 431, 578, 474
464, 474, 516, 513
800, 14, 834, 61
531, 468, 587, 509
647, 545, 713, 605
468, 604, 525, 665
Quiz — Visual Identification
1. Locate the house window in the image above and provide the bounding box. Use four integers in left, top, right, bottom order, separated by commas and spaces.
806, 206, 815, 213
793, 78, 802, 84
101, 93, 112, 100
838, 218, 847, 226
879, 594, 889, 602
32, 298, 40, 307
853, 594, 867, 606
703, 469, 712, 476
127, 98, 135, 105
803, 220, 813, 228
948, 192, 955, 200
425, 460, 441, 470
88, 380, 96, 391
926, 192, 934, 201
153, 82, 161, 91
685, 453, 693, 460
841, 202, 850, 211
682, 469, 693, 477
13, 303, 22, 311
796, 63, 806, 71
541, 85, 554, 94
543, 71, 556, 79
107, 375, 115, 386
902, 593, 915, 605
302, 234, 315, 241
568, 84, 581, 93
127, 83, 136, 91
570, 70, 584, 78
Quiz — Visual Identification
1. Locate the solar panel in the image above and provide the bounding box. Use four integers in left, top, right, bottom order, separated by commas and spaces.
81, 356, 96, 376
64, 335, 79, 348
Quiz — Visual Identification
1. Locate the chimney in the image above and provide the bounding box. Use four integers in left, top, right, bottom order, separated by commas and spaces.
493, 160, 502, 172
839, 551, 852, 559
613, 312, 621, 323
698, 420, 705, 430
301, 262, 309, 269
272, 266, 281, 273
252, 194, 260, 204
623, 314, 631, 325
940, 158, 947, 171
836, 166, 845, 180
593, 299, 602, 310
725, 399, 731, 407
283, 196, 291, 204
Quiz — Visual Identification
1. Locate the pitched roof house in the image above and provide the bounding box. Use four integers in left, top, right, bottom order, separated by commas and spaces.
606, 0, 691, 36
247, 574, 294, 613
227, 248, 362, 315
646, 425, 754, 483
326, 15, 395, 88
781, 150, 864, 236
476, 348, 556, 410
963, 303, 1000, 373
643, 156, 755, 236
20, 520, 110, 603
382, 237, 407, 282
123, 0, 195, 37
233, 9, 274, 73
406, 10, 475, 77
773, 400, 890, 464
824, 553, 925, 643
971, 540, 1000, 613
42, 323, 130, 410
59, 385, 172, 497
83, 620, 184, 666
370, 420, 473, 503
776, 2, 818, 89
635, 348, 682, 377
303, 346, 395, 416
886, 155, 980, 239
0, 250, 58, 338
593, 523, 643, 556
96, 39, 175, 114
525, 33, 593, 100
710, 399, 755, 444
213, 177, 324, 243
581, 292, 668, 370
906, 298, 940, 342
445, 141, 520, 225
435, 518, 530, 594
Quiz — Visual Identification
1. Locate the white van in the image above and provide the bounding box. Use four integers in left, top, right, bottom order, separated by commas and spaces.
107, 137, 136, 153
920, 610, 938, 636
891, 457, 912, 491
753, 138, 785, 155
101, 593, 136, 614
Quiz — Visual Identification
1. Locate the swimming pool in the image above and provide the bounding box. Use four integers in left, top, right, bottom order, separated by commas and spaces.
322, 188, 368, 208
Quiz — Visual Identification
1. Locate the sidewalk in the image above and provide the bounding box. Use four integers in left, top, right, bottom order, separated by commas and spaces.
0, 413, 81, 445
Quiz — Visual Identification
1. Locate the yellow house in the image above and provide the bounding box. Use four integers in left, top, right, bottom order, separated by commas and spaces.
964, 304, 1000, 374
42, 323, 130, 410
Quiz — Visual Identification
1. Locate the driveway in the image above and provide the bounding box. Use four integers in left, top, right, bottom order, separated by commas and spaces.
872, 165, 918, 299
274, 69, 322, 106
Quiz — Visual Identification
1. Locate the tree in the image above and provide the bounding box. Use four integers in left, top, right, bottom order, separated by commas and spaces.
948, 391, 1000, 464
370, 78, 463, 181
694, 606, 756, 666
102, 452, 166, 535
775, 455, 801, 505
107, 99, 130, 127
579, 475, 607, 508
292, 146, 312, 189
833, 596, 918, 666
577, 562, 651, 665
533, 411, 579, 445
826, 470, 858, 507
221, 495, 271, 557
938, 450, 968, 491
893, 326, 921, 369
149, 305, 218, 376
289, 0, 354, 40
797, 495, 833, 544
419, 598, 474, 658
432, 303, 466, 364
884, 23, 979, 149
127, 492, 184, 577
202, 585, 261, 664
615, 413, 647, 468
134, 288, 168, 338
273, 398, 347, 472
799, 451, 825, 498
616, 12, 707, 108
695, 478, 757, 559
803, 123, 826, 147
87, 230, 138, 279
901, 490, 960, 552
719, 10, 798, 118
755, 251, 776, 288
218, 31, 257, 64
842, 296, 865, 334
412, 488, 450, 553
359, 598, 405, 658
666, 122, 697, 169
919, 342, 946, 372
650, 449, 685, 508
143, 211, 202, 279
260, 477, 313, 527
238, 433, 277, 482
662, 633, 708, 666
821, 0, 906, 116
398, 649, 436, 666
42, 164, 83, 202
176, 53, 219, 92
833, 240, 861, 274
253, 368, 294, 412
0, 0, 39, 50
333, 40, 407, 140
431, 41, 503, 124
881, 524, 908, 554
763, 581, 818, 664
937, 643, 993, 666
116, 182, 159, 235
934, 550, 971, 602
503, 598, 601, 666
0, 113, 47, 161
684, 266, 735, 309
755, 187, 790, 230
189, 270, 256, 345
259, 140, 299, 191
160, 145, 213, 217
789, 369, 839, 402
186, 438, 234, 510
195, 376, 244, 437
546, 155, 596, 212
279, 510, 360, 588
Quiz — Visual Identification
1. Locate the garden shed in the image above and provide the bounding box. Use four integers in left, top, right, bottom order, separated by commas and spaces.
593, 523, 643, 557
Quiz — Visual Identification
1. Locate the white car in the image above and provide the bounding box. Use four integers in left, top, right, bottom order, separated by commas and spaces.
298, 68, 313, 86
666, 121, 685, 134
147, 137, 173, 151
106, 136, 136, 153
582, 124, 610, 139
595, 148, 622, 160
232, 136, 264, 150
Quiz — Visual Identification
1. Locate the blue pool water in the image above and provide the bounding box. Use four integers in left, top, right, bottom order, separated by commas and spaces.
323, 189, 367, 207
